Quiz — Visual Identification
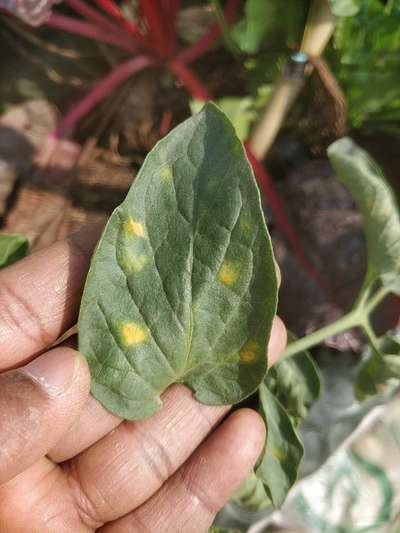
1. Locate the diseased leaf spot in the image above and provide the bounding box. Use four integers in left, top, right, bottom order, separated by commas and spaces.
270, 445, 286, 461
218, 261, 238, 286
240, 340, 259, 363
239, 214, 252, 232
121, 322, 147, 345
122, 252, 150, 273
125, 217, 145, 238
160, 166, 172, 180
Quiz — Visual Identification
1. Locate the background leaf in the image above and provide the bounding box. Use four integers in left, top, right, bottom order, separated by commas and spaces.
266, 334, 320, 427
231, 470, 270, 511
0, 233, 28, 269
355, 335, 400, 400
328, 137, 400, 292
332, 0, 400, 133
254, 339, 320, 508
256, 384, 303, 508
231, 0, 275, 54
328, 0, 360, 17
79, 103, 277, 420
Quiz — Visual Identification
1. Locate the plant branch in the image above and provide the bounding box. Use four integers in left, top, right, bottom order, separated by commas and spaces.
56, 55, 154, 137
283, 309, 362, 359
161, 0, 180, 51
210, 0, 240, 57
176, 0, 242, 64
139, 0, 172, 56
93, 0, 147, 44
365, 285, 391, 314
47, 13, 135, 52
66, 0, 136, 44
361, 319, 381, 355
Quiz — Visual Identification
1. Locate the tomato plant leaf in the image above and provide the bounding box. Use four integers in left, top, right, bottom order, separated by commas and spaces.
232, 470, 270, 511
266, 335, 320, 427
328, 137, 400, 294
355, 335, 400, 400
0, 233, 28, 269
328, 0, 360, 17
256, 384, 303, 508
78, 103, 277, 420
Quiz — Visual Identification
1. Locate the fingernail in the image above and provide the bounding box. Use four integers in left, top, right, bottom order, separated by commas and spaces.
21, 348, 80, 396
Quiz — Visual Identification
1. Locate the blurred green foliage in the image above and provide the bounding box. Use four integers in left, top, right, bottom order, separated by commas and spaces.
332, 0, 400, 134
224, 0, 400, 137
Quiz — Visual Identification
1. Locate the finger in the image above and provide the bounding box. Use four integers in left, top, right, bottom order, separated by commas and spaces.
63, 385, 230, 529
48, 395, 122, 463
48, 335, 122, 464
0, 347, 90, 485
0, 225, 101, 371
49, 315, 286, 463
100, 409, 266, 533
0, 459, 86, 533
267, 315, 287, 367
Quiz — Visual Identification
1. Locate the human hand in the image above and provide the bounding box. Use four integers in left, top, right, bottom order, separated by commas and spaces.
0, 226, 286, 533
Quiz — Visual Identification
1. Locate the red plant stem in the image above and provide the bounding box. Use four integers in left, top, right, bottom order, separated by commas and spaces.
245, 147, 329, 296
66, 0, 136, 45
160, 111, 172, 136
139, 0, 172, 56
93, 0, 148, 46
47, 14, 136, 52
55, 55, 153, 137
161, 0, 180, 51
176, 0, 242, 64
168, 59, 213, 100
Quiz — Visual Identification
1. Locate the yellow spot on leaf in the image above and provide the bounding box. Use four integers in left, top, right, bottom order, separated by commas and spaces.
218, 262, 238, 286
160, 166, 172, 179
131, 254, 150, 272
239, 215, 252, 232
122, 253, 150, 273
240, 340, 259, 363
125, 217, 145, 238
121, 322, 147, 345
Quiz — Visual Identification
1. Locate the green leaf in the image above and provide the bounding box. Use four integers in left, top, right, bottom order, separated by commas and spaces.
327, 137, 400, 293
78, 103, 278, 420
232, 470, 270, 511
256, 384, 303, 508
355, 335, 400, 400
266, 335, 320, 427
0, 233, 28, 269
231, 0, 275, 54
328, 0, 361, 17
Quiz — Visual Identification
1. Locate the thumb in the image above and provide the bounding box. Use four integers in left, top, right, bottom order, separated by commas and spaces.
0, 347, 90, 485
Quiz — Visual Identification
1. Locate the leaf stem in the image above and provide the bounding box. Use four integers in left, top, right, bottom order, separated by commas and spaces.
66, 0, 133, 39
361, 319, 381, 356
282, 309, 362, 359
47, 14, 135, 52
55, 55, 153, 137
93, 0, 146, 42
175, 0, 241, 64
365, 285, 390, 314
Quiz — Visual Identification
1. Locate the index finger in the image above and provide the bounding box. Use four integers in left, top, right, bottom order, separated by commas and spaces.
0, 226, 101, 371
